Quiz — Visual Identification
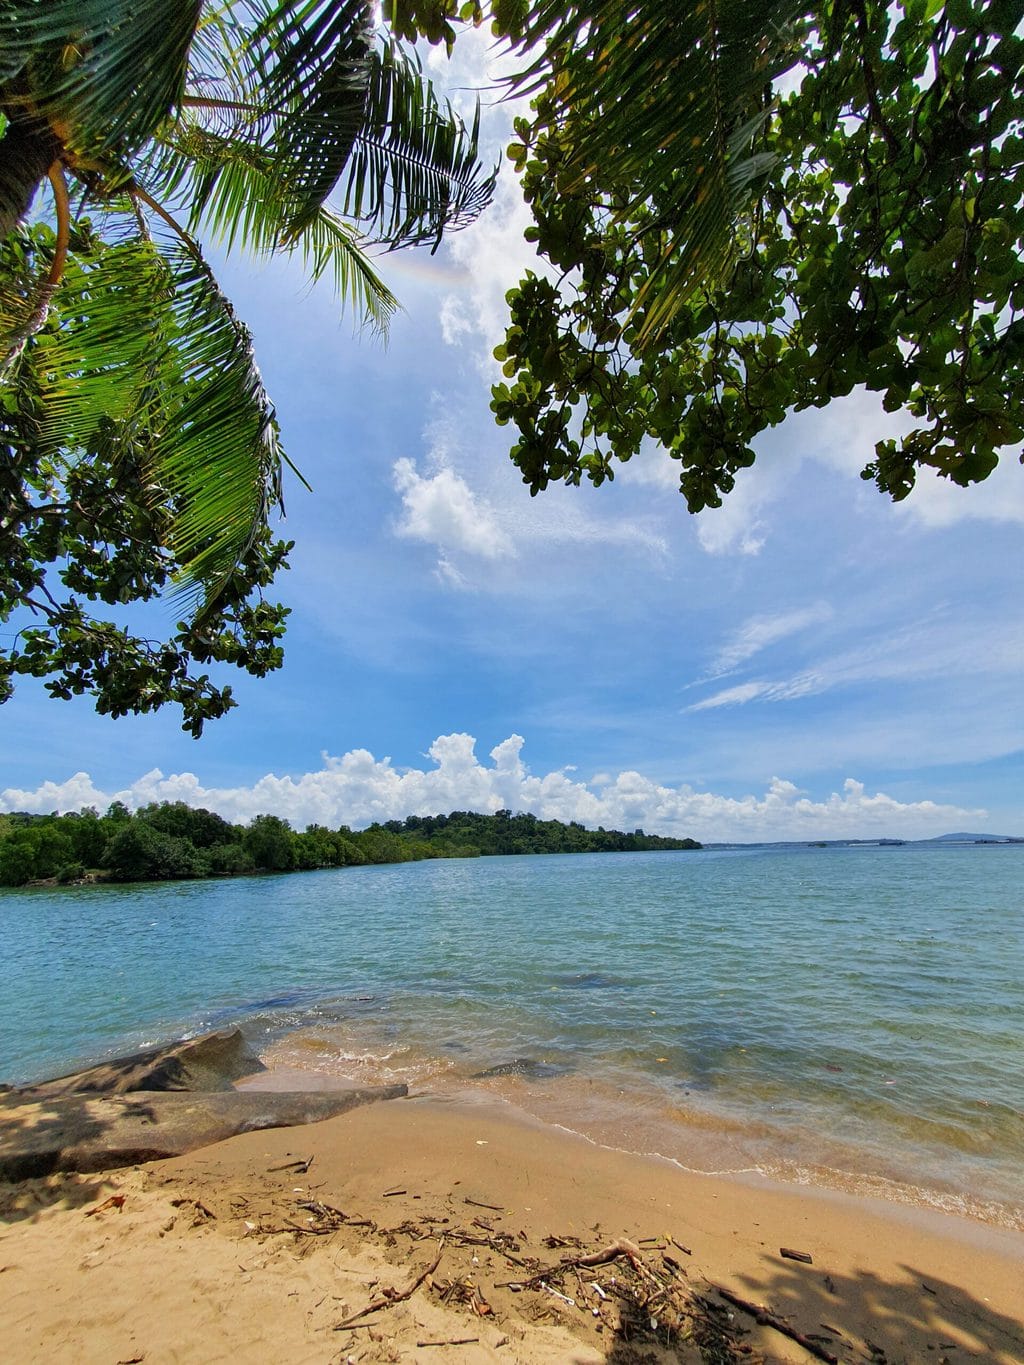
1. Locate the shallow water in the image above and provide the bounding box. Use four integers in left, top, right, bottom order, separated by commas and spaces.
3, 844, 1022, 1225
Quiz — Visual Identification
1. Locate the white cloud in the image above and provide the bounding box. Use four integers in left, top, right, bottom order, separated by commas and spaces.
688, 612, 1023, 711
393, 455, 515, 565
439, 169, 542, 370
897, 455, 1024, 528
689, 682, 768, 711
0, 732, 986, 842
391, 410, 668, 584
420, 25, 545, 371
709, 604, 833, 676
630, 388, 1024, 562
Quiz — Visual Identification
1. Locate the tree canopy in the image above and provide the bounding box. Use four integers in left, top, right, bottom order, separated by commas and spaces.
0, 0, 495, 732
403, 0, 1024, 513
0, 801, 700, 887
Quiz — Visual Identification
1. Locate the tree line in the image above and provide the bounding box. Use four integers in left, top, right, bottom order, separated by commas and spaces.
0, 802, 700, 888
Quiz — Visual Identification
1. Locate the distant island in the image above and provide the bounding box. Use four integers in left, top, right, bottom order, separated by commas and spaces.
0, 804, 701, 889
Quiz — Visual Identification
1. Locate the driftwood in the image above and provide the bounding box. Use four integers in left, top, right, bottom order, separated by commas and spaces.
497, 1236, 647, 1291
333, 1238, 445, 1330
577, 1236, 644, 1268
245, 1187, 847, 1361
714, 1285, 838, 1363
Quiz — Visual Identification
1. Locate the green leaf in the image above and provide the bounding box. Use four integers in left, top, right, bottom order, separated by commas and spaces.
0, 0, 202, 159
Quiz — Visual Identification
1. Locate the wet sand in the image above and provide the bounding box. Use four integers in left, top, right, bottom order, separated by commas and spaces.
2, 1088, 1023, 1363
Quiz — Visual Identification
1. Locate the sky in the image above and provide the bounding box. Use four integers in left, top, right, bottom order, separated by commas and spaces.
1, 30, 1022, 843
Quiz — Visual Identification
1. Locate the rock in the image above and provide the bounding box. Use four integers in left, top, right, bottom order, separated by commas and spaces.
471, 1058, 564, 1080
0, 1085, 408, 1181
0, 1029, 409, 1181
18, 1029, 266, 1098
551, 971, 627, 990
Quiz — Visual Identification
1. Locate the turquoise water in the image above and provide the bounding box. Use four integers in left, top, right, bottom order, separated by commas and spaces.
2, 844, 1022, 1225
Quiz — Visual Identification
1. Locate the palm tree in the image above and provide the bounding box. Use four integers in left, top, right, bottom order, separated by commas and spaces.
0, 0, 495, 729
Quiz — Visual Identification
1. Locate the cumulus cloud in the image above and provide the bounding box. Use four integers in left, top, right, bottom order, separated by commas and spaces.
0, 733, 985, 842
393, 455, 515, 569
392, 413, 668, 583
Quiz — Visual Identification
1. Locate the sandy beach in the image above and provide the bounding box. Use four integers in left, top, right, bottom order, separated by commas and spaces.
2, 1087, 1022, 1364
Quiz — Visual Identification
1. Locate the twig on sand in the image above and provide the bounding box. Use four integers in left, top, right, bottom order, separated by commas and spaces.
85, 1194, 126, 1216
267, 1156, 313, 1174
333, 1238, 445, 1330
714, 1285, 839, 1364
463, 1197, 504, 1211
416, 1339, 479, 1348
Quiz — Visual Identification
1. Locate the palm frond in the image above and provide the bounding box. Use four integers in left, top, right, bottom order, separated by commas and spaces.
7, 214, 284, 613
506, 0, 806, 344
142, 125, 399, 331
340, 41, 497, 251
8, 228, 177, 449
0, 0, 202, 160
154, 238, 283, 609
244, 0, 375, 231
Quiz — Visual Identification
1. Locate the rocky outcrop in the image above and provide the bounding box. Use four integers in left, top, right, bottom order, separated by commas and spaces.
0, 1086, 408, 1181
0, 1031, 407, 1181
18, 1029, 266, 1098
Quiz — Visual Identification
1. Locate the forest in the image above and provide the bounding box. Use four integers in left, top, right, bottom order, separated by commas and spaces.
0, 803, 700, 888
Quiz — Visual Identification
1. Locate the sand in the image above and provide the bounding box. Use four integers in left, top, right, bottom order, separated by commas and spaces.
2, 1090, 1022, 1364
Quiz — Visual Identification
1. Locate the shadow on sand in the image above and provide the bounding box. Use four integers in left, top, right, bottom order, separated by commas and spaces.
603, 1249, 1024, 1362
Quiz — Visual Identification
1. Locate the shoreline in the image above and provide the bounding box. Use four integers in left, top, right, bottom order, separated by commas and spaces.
3, 1087, 1023, 1363
240, 1039, 1024, 1236
245, 1063, 1024, 1250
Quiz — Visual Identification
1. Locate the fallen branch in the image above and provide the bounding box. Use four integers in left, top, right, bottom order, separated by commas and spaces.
333, 1238, 445, 1330
577, 1237, 644, 1269
497, 1237, 647, 1290
714, 1285, 838, 1364
416, 1339, 479, 1348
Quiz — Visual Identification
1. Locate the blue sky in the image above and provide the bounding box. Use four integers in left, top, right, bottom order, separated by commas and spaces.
2, 32, 1022, 841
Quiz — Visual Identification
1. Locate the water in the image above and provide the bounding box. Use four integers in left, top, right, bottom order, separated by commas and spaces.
2, 844, 1022, 1227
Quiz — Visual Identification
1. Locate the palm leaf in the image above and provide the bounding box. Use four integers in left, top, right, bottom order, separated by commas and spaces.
243, 0, 375, 232
0, 0, 202, 160
7, 214, 284, 613
141, 124, 399, 331
155, 239, 282, 609
339, 41, 497, 251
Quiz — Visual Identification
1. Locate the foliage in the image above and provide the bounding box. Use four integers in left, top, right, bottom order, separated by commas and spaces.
0, 801, 700, 887
0, 1, 495, 732
384, 808, 701, 856
401, 1, 1024, 510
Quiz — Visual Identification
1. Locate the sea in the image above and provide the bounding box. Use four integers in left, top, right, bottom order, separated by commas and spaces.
3, 843, 1022, 1229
